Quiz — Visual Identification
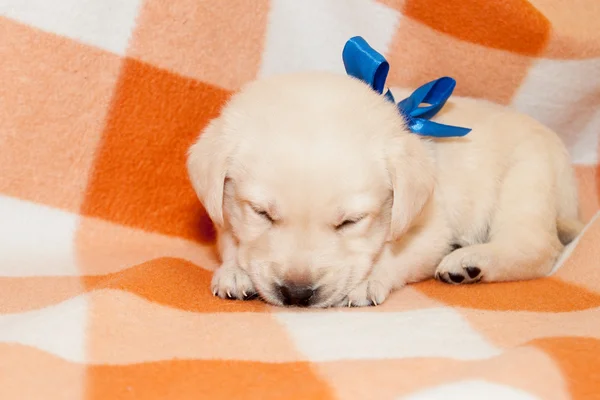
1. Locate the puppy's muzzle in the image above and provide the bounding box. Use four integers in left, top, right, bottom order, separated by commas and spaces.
277, 283, 316, 307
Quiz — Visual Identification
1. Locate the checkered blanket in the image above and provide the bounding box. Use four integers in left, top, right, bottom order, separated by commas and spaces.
1, 1, 599, 399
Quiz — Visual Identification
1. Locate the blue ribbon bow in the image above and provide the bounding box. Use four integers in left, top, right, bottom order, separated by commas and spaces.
342, 36, 471, 138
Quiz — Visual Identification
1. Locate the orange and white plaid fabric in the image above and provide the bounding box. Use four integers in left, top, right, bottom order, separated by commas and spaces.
1, 1, 599, 399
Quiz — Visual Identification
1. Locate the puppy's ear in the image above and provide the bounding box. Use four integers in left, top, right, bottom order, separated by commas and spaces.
187, 117, 234, 227
385, 134, 435, 241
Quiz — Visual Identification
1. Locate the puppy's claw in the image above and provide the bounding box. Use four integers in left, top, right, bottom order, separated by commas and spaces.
343, 279, 389, 308
243, 292, 258, 300
211, 265, 257, 301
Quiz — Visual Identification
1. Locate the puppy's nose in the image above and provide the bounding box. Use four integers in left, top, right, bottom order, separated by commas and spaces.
279, 284, 314, 307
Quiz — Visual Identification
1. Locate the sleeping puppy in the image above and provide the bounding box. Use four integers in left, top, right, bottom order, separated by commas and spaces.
187, 71, 583, 308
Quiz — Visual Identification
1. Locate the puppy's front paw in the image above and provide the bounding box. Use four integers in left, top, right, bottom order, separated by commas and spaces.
339, 279, 390, 307
211, 265, 257, 300
435, 246, 486, 284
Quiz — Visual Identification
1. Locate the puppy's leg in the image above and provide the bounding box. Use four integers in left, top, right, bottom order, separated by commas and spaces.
341, 214, 452, 307
211, 229, 258, 300
436, 156, 564, 284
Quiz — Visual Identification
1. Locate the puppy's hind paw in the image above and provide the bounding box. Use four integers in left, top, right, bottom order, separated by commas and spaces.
211, 265, 257, 300
339, 279, 390, 308
436, 266, 482, 284
436, 246, 486, 284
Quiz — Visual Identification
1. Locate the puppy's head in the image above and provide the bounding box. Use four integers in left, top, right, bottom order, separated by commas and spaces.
187, 72, 434, 307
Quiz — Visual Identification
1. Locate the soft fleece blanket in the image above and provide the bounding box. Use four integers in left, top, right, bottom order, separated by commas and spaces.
1, 1, 599, 399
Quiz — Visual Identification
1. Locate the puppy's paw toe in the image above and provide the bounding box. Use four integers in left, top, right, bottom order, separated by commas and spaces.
211, 265, 257, 300
464, 266, 482, 279
435, 267, 482, 284
436, 248, 485, 284
340, 279, 390, 307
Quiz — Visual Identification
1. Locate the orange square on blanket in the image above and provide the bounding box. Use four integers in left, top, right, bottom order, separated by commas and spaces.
87, 360, 333, 399
402, 0, 550, 56
129, 0, 270, 90
385, 17, 537, 105
0, 18, 122, 212
81, 58, 230, 242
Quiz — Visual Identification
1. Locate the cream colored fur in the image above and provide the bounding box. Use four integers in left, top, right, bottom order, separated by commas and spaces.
187, 71, 583, 308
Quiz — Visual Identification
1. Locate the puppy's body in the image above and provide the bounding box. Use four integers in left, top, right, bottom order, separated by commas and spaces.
187, 71, 582, 308
348, 88, 582, 305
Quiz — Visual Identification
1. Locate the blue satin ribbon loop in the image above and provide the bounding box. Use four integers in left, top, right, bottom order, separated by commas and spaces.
342, 36, 392, 99
342, 36, 471, 138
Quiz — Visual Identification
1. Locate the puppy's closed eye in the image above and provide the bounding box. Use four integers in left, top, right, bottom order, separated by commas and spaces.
250, 204, 275, 223
335, 215, 367, 231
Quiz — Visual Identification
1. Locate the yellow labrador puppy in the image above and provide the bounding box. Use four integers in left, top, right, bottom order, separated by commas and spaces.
187, 71, 583, 308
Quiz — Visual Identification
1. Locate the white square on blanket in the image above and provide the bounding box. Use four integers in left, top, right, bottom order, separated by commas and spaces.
0, 195, 80, 276
0, 0, 142, 55
0, 294, 88, 363
511, 57, 600, 165
401, 380, 541, 400
275, 308, 501, 361
258, 0, 400, 77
